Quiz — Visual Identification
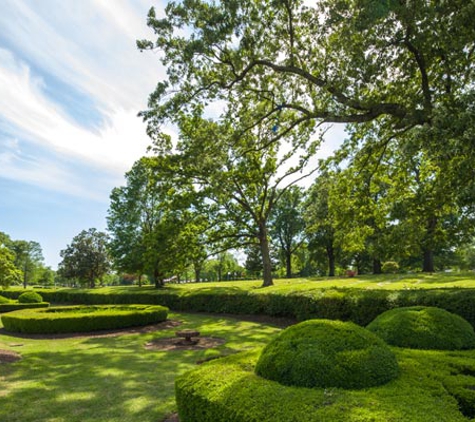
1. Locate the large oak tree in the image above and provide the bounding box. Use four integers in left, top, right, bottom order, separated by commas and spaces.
138, 0, 474, 175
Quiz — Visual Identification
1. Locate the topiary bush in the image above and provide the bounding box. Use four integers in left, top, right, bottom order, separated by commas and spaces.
175, 348, 468, 422
255, 319, 399, 389
1, 304, 168, 334
382, 261, 399, 274
18, 291, 43, 304
366, 306, 475, 350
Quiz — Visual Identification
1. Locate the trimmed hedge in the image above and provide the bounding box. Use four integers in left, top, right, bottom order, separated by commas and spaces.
3, 286, 475, 329
367, 306, 475, 350
255, 319, 399, 389
1, 304, 168, 334
0, 302, 49, 313
0, 295, 11, 304
175, 348, 468, 422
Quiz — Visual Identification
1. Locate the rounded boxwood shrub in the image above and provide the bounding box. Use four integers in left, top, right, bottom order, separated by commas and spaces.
1, 304, 168, 334
366, 306, 475, 350
175, 349, 467, 422
18, 291, 43, 304
255, 319, 399, 389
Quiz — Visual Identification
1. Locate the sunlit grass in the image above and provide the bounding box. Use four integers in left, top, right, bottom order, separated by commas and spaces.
0, 312, 281, 422
82, 271, 475, 294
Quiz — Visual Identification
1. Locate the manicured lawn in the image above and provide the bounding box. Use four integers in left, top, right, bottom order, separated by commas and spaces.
0, 312, 281, 422
47, 271, 475, 297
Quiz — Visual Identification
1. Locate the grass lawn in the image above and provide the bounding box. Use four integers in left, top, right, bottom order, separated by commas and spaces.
49, 271, 475, 297
0, 312, 281, 422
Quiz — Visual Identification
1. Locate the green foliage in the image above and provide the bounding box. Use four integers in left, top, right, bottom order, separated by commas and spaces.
9, 277, 475, 330
443, 375, 475, 418
146, 113, 319, 288
255, 319, 398, 389
1, 304, 168, 334
0, 245, 22, 288
18, 291, 43, 303
367, 306, 475, 350
0, 295, 11, 304
305, 172, 341, 276
382, 261, 400, 274
0, 312, 280, 422
175, 348, 469, 422
10, 240, 44, 287
58, 228, 111, 288
107, 157, 202, 287
270, 186, 306, 278
0, 302, 49, 313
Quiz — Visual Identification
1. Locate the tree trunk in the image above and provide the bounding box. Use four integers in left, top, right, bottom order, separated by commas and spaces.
373, 258, 382, 275
422, 216, 437, 273
327, 245, 335, 277
258, 221, 274, 287
194, 263, 201, 283
285, 250, 292, 278
138, 274, 142, 288
422, 249, 435, 273
154, 268, 164, 288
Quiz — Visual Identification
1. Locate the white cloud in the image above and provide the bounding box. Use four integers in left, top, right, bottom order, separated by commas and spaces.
0, 141, 105, 200
0, 1, 164, 113
0, 48, 152, 174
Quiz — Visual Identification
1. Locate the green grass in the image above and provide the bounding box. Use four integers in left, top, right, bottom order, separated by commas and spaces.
0, 312, 281, 422
44, 271, 475, 296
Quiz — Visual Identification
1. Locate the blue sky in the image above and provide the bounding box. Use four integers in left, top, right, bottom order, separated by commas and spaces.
0, 0, 172, 268
0, 0, 345, 270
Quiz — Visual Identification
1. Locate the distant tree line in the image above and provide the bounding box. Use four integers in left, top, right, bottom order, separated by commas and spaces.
0, 231, 53, 289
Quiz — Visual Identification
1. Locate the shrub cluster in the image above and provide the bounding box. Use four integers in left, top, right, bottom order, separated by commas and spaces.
255, 319, 399, 389
1, 304, 168, 334
367, 306, 475, 350
18, 291, 43, 303
175, 348, 467, 422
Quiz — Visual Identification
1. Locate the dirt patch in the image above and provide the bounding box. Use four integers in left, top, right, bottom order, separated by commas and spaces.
162, 412, 179, 422
0, 320, 182, 340
145, 336, 226, 351
0, 349, 21, 363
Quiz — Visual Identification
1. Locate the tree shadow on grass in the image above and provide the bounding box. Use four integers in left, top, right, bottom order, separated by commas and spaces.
0, 313, 282, 422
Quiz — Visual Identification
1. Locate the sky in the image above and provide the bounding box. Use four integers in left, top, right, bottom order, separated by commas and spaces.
0, 0, 345, 269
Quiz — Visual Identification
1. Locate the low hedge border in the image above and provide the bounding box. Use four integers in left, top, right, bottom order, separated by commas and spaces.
2, 287, 475, 328
1, 304, 168, 334
0, 302, 50, 313
175, 348, 468, 422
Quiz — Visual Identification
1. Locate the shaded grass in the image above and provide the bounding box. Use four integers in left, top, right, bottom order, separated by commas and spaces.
0, 312, 281, 422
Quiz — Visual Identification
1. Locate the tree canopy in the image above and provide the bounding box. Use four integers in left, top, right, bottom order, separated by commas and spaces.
58, 228, 111, 288
139, 0, 474, 169
134, 1, 475, 280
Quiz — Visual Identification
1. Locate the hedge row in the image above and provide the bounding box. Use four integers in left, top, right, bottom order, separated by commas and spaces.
175, 348, 468, 422
0, 303, 50, 313
2, 287, 475, 328
1, 305, 168, 334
